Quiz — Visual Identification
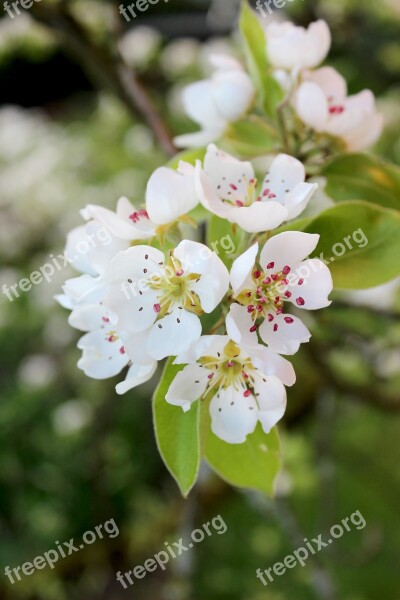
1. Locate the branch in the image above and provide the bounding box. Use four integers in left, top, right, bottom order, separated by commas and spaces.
30, 4, 176, 157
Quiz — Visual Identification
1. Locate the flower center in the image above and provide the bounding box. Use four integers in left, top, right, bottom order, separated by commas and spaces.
198, 340, 256, 397
149, 251, 202, 317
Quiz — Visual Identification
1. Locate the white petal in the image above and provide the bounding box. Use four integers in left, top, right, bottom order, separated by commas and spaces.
55, 294, 75, 310
63, 274, 105, 305
194, 160, 231, 218
77, 331, 128, 379
343, 113, 384, 151
104, 285, 158, 333
174, 127, 225, 149
65, 226, 98, 276
165, 364, 209, 412
105, 246, 164, 285
284, 182, 318, 221
212, 70, 254, 121
174, 240, 230, 312
203, 143, 255, 203
263, 154, 306, 198
230, 243, 258, 295
226, 304, 258, 347
253, 374, 287, 433
209, 386, 258, 444
266, 20, 331, 70
120, 329, 155, 365
181, 79, 224, 130
116, 361, 157, 395
208, 54, 243, 71
259, 313, 311, 355
81, 203, 153, 241
147, 308, 202, 360
302, 66, 347, 102
146, 166, 199, 225
287, 259, 333, 310
175, 335, 229, 365
295, 82, 329, 130
68, 304, 116, 332
229, 202, 288, 233
246, 345, 296, 386
260, 232, 320, 274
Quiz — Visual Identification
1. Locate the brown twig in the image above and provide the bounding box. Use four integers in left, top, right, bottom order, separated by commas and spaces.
30, 4, 176, 157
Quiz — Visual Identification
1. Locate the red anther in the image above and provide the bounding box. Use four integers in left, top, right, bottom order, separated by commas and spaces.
285, 291, 292, 298
245, 291, 252, 298
249, 325, 258, 333
129, 212, 139, 223
208, 372, 215, 379
138, 209, 149, 219
274, 296, 280, 305
176, 269, 184, 277
267, 262, 275, 269
119, 346, 126, 355
284, 317, 294, 324
268, 314, 274, 322
256, 304, 263, 312
268, 193, 277, 199
282, 266, 291, 275
263, 188, 270, 196
102, 317, 110, 323
243, 389, 252, 398
242, 371, 249, 379
247, 305, 255, 313
298, 278, 304, 286
271, 274, 279, 281
253, 270, 261, 279
273, 324, 279, 332
227, 361, 234, 368
153, 303, 161, 313
263, 277, 271, 285
230, 183, 238, 190
281, 278, 289, 285
256, 196, 262, 202
236, 200, 244, 207
276, 308, 283, 315
296, 297, 305, 306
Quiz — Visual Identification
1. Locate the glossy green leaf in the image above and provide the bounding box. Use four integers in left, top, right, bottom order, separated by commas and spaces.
322, 153, 400, 211
239, 0, 284, 119
205, 424, 281, 496
152, 359, 201, 497
224, 116, 279, 158
206, 215, 245, 269
302, 200, 400, 289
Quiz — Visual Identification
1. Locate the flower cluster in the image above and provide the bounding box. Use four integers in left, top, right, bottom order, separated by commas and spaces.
176, 19, 383, 153
58, 143, 332, 443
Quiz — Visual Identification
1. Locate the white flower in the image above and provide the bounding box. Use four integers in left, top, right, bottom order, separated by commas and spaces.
294, 67, 384, 151
174, 55, 255, 148
195, 144, 317, 233
103, 241, 230, 360
166, 334, 295, 444
265, 20, 331, 71
69, 303, 157, 395
229, 232, 333, 354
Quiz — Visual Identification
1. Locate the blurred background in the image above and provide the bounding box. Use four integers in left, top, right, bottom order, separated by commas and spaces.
0, 0, 399, 598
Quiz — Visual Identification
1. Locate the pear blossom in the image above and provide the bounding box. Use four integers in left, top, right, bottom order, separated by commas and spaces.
294, 67, 384, 151
166, 334, 295, 444
68, 303, 157, 395
229, 232, 333, 354
103, 241, 230, 360
265, 20, 331, 71
195, 144, 318, 233
174, 55, 255, 148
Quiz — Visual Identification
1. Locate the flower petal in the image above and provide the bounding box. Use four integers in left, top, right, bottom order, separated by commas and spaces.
284, 182, 318, 221
287, 259, 333, 310
226, 304, 258, 347
246, 345, 296, 386
253, 374, 287, 433
116, 361, 157, 395
229, 202, 288, 233
147, 308, 202, 360
295, 82, 328, 130
263, 154, 306, 198
68, 304, 116, 332
260, 231, 320, 273
209, 386, 258, 444
212, 70, 255, 121
203, 144, 255, 203
230, 243, 258, 295
303, 66, 347, 102
146, 165, 198, 226
120, 329, 155, 365
165, 364, 209, 412
175, 335, 230, 365
259, 312, 311, 355
77, 331, 128, 379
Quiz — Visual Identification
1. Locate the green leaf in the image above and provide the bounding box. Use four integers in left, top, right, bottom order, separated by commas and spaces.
206, 215, 245, 269
205, 424, 281, 496
302, 200, 400, 289
239, 0, 284, 119
322, 153, 400, 211
167, 147, 206, 170
152, 359, 201, 497
224, 116, 279, 158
